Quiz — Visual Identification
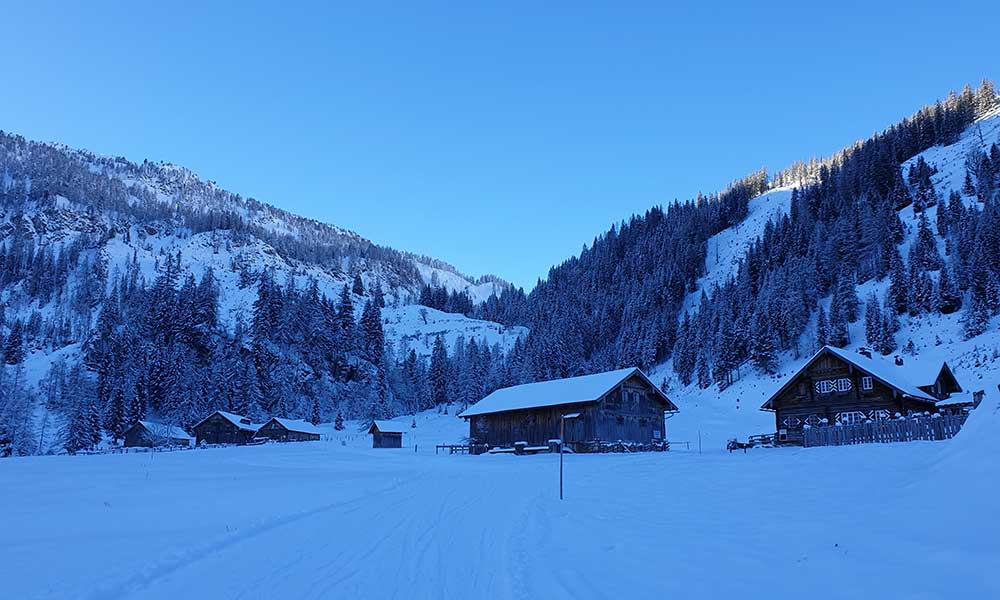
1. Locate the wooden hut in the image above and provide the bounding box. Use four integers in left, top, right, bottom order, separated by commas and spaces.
123, 421, 193, 448
368, 420, 405, 448
760, 346, 966, 445
255, 418, 321, 442
192, 411, 260, 446
459, 367, 678, 452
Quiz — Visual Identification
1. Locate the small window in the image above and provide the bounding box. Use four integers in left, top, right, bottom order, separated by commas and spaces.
836, 411, 867, 425
861, 376, 873, 391
869, 409, 890, 421
835, 378, 853, 392
814, 380, 833, 394
781, 415, 802, 428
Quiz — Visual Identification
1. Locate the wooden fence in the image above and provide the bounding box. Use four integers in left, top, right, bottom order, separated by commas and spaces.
803, 414, 967, 448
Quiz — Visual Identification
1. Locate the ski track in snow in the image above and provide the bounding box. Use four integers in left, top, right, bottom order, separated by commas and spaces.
85, 472, 423, 600
4, 424, 988, 600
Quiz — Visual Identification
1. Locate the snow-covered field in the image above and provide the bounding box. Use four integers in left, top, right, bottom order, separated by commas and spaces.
2, 407, 996, 600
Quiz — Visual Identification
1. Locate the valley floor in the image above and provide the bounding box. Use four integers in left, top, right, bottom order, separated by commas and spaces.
1, 410, 997, 600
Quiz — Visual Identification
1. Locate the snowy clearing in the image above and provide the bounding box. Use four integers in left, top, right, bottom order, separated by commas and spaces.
1, 408, 996, 600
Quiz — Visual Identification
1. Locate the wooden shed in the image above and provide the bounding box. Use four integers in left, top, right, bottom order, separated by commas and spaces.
255, 417, 321, 442
368, 420, 405, 448
123, 421, 193, 448
192, 411, 260, 446
459, 367, 678, 452
760, 345, 965, 445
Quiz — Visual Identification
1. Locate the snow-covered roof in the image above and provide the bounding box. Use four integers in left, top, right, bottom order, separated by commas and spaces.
369, 420, 407, 434
823, 347, 939, 402
268, 417, 321, 435
194, 411, 260, 432
138, 421, 192, 441
935, 394, 975, 407
459, 367, 677, 418
761, 346, 939, 410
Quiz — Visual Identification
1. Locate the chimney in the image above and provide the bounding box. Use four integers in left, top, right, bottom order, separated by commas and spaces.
894, 356, 904, 366
858, 347, 872, 358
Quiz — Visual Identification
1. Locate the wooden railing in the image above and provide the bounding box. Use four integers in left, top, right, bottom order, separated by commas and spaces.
436, 444, 489, 455
803, 414, 968, 448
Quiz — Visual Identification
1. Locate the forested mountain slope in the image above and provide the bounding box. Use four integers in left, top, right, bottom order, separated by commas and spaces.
2, 81, 998, 457
483, 81, 1000, 398
0, 134, 524, 455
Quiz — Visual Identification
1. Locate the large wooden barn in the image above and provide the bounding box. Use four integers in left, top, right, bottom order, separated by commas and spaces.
192, 411, 260, 445
459, 367, 678, 451
255, 418, 322, 442
123, 421, 193, 448
760, 346, 967, 445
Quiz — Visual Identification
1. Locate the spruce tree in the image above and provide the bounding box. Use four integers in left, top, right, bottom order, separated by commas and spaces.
816, 305, 828, 347
864, 294, 881, 348
696, 353, 712, 389
936, 267, 962, 314
962, 170, 976, 196
887, 250, 908, 314
877, 311, 898, 355
3, 320, 25, 365
429, 335, 449, 406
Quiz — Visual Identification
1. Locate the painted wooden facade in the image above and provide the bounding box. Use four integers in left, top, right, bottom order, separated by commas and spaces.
761, 347, 950, 445
464, 370, 677, 451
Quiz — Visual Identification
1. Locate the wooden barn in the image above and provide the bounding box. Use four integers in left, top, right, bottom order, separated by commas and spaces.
459, 367, 678, 452
255, 418, 321, 442
192, 411, 260, 446
368, 420, 405, 448
123, 421, 193, 448
760, 346, 968, 445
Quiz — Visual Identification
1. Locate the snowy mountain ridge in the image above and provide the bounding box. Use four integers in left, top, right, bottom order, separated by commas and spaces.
0, 129, 507, 302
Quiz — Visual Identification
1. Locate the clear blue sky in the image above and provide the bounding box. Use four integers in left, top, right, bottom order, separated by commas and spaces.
2, 2, 997, 290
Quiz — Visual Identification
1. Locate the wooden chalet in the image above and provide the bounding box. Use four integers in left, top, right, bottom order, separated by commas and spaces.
255, 418, 322, 442
123, 421, 193, 448
369, 420, 405, 448
192, 411, 260, 445
761, 346, 968, 445
458, 367, 678, 452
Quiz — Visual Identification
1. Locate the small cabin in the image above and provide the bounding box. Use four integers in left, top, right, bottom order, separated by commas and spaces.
368, 420, 405, 448
192, 411, 260, 445
459, 367, 678, 452
761, 346, 967, 445
123, 421, 193, 448
255, 418, 322, 442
